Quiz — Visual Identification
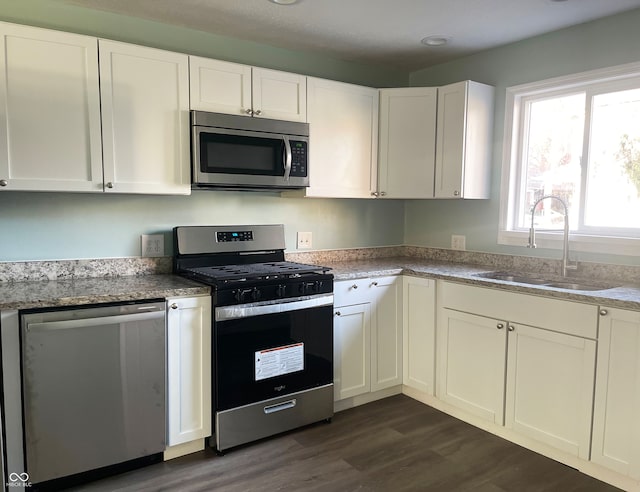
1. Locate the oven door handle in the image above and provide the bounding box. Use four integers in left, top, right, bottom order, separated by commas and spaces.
215, 294, 333, 322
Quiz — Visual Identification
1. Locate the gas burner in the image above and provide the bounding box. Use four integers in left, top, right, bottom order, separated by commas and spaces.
186, 261, 329, 283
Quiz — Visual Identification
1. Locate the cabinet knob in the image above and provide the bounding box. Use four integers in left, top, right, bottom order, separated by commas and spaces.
254, 109, 262, 116
335, 311, 341, 316
453, 190, 460, 197
245, 108, 254, 116
170, 303, 178, 310
497, 323, 504, 330
371, 281, 378, 286
599, 309, 608, 316
351, 284, 358, 290
0, 179, 7, 187
380, 191, 387, 197
371, 191, 379, 197
105, 182, 114, 189
507, 324, 515, 332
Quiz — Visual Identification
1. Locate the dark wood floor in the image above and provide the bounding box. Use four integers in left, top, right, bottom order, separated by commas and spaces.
72, 395, 620, 492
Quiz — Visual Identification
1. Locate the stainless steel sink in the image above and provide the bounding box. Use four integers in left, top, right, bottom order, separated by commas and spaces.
476, 271, 619, 291
476, 271, 548, 285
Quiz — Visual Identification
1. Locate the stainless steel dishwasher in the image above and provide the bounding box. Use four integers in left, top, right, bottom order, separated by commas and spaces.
14, 301, 166, 485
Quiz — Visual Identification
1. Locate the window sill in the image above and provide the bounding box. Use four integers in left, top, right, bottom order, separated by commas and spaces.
498, 230, 640, 257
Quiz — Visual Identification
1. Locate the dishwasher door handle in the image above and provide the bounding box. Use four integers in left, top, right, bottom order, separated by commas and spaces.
26, 311, 165, 332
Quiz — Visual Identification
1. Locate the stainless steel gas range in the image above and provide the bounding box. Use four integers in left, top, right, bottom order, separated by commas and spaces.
173, 224, 334, 452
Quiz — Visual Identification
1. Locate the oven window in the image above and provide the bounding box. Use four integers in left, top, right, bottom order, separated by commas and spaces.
215, 305, 333, 410
200, 132, 283, 175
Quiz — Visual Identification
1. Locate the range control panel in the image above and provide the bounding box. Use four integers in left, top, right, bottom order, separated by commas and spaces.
216, 231, 254, 242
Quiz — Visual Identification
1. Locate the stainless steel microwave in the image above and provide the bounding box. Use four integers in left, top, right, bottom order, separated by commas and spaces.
191, 111, 309, 190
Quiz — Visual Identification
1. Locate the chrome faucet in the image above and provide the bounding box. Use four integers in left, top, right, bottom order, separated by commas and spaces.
527, 194, 577, 278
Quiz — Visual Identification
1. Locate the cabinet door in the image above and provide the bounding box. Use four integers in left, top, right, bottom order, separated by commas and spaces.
592, 307, 640, 479
505, 323, 595, 460
370, 276, 402, 391
304, 77, 378, 198
100, 40, 190, 194
189, 56, 252, 115
252, 67, 306, 122
167, 296, 212, 446
0, 23, 102, 192
378, 88, 437, 198
333, 303, 371, 401
402, 276, 436, 394
434, 81, 493, 199
437, 308, 507, 424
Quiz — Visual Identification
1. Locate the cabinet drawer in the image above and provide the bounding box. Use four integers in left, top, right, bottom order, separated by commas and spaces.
334, 278, 374, 306
440, 281, 598, 339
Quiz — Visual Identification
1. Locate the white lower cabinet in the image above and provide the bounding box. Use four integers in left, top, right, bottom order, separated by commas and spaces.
436, 281, 597, 459
592, 307, 640, 480
333, 302, 371, 400
333, 276, 401, 403
505, 322, 596, 459
166, 295, 212, 449
437, 309, 507, 424
402, 276, 436, 394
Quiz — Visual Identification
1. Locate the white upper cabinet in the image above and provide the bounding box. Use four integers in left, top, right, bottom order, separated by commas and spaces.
0, 23, 103, 192
299, 77, 378, 198
189, 57, 306, 122
100, 40, 190, 194
434, 81, 494, 199
377, 87, 437, 199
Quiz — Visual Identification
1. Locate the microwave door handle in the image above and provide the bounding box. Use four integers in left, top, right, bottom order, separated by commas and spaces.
283, 136, 292, 181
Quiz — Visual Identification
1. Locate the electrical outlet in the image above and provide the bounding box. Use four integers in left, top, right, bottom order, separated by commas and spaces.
451, 234, 466, 251
141, 234, 164, 257
297, 231, 312, 249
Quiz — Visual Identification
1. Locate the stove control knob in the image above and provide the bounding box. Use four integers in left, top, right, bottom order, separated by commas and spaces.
251, 288, 262, 301
276, 284, 287, 298
234, 288, 253, 302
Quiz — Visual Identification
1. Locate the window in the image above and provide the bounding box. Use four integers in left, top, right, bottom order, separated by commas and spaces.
500, 62, 640, 255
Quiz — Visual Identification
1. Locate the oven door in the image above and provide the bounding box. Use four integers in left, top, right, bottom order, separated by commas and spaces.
193, 126, 309, 189
214, 294, 333, 411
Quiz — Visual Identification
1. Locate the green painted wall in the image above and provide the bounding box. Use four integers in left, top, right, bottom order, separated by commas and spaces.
0, 0, 407, 261
406, 8, 640, 266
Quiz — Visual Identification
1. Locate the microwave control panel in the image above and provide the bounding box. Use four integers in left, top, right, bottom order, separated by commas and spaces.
290, 141, 307, 177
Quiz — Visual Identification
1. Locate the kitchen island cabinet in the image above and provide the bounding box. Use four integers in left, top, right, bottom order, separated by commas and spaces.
333, 276, 402, 408
437, 281, 597, 459
189, 57, 307, 122
165, 295, 212, 458
0, 22, 103, 192
591, 306, 640, 480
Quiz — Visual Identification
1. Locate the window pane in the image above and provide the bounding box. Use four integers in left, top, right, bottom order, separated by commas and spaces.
585, 88, 640, 229
519, 93, 585, 230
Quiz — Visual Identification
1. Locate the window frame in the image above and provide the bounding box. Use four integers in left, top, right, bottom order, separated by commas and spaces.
499, 61, 640, 257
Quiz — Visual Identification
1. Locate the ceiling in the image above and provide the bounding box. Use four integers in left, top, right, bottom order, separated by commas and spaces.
61, 0, 640, 71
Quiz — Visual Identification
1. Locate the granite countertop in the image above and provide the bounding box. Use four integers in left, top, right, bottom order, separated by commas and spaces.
325, 256, 640, 311
0, 274, 210, 311
2, 255, 640, 312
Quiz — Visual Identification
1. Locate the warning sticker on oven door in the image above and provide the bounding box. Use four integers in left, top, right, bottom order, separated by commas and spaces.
255, 343, 304, 381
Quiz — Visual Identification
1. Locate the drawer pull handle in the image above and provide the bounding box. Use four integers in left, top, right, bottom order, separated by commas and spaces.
264, 399, 296, 414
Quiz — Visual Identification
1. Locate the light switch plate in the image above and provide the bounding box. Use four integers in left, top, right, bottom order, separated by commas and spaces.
141, 234, 164, 257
